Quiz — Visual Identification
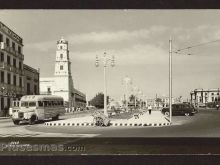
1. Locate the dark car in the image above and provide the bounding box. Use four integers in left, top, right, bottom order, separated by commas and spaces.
161, 103, 196, 116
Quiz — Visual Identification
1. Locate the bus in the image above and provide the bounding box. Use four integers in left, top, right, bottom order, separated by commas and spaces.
11, 95, 65, 125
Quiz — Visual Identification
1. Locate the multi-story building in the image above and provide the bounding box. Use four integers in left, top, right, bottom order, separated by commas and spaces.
0, 21, 25, 112
0, 21, 40, 114
40, 37, 86, 109
23, 64, 40, 95
190, 88, 220, 107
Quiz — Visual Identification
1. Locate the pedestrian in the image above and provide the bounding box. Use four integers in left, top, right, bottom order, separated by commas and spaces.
216, 104, 219, 110
148, 105, 152, 115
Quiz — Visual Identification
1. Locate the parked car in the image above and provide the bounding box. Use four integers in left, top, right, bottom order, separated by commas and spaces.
161, 103, 197, 116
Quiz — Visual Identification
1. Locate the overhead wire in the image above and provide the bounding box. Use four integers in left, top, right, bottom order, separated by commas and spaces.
173, 39, 220, 53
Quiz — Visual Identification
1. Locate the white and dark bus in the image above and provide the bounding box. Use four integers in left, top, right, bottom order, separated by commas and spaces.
12, 95, 65, 125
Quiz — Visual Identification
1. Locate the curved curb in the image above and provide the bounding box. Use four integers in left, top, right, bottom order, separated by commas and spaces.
44, 121, 171, 127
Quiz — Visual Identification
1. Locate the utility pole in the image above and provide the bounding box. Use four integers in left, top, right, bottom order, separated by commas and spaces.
169, 37, 172, 123
95, 52, 115, 117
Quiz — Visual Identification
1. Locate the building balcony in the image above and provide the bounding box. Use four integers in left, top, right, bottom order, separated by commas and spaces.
0, 62, 24, 75
0, 83, 24, 97
0, 42, 24, 60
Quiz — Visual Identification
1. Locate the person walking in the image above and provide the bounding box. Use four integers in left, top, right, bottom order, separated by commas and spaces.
148, 105, 152, 115
216, 104, 219, 110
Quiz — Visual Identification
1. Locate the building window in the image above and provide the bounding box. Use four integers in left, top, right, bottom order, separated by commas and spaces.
212, 97, 214, 102
47, 87, 51, 94
217, 93, 219, 95
0, 33, 3, 42
60, 46, 63, 49
1, 98, 4, 111
18, 46, 21, 54
19, 77, 22, 87
212, 93, 214, 95
13, 75, 16, 86
199, 97, 202, 102
0, 52, 4, 62
7, 56, 10, 65
60, 65, 63, 70
1, 71, 4, 83
7, 98, 10, 108
60, 54, 63, 59
34, 85, 37, 94
7, 73, 11, 84
13, 58, 16, 68
6, 38, 10, 47
12, 42, 15, 50
19, 61, 21, 69
27, 83, 30, 95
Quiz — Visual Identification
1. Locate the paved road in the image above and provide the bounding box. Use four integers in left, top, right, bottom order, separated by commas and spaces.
1, 109, 220, 137
0, 109, 219, 137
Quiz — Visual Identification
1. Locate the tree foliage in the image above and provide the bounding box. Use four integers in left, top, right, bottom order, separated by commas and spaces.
89, 92, 109, 109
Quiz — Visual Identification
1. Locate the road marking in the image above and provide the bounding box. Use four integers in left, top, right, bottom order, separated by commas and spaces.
35, 133, 100, 137
0, 134, 40, 137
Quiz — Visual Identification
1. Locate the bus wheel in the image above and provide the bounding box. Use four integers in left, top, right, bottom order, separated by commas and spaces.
13, 120, 20, 125
52, 115, 59, 121
29, 115, 36, 125
165, 112, 170, 116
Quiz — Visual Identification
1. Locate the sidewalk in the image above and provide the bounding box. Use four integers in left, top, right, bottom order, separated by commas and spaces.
111, 111, 170, 126
0, 117, 10, 120
44, 110, 171, 127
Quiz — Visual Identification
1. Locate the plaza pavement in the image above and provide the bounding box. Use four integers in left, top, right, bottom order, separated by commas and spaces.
44, 110, 171, 127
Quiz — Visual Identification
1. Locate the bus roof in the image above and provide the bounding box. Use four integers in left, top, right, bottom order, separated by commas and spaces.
20, 95, 64, 102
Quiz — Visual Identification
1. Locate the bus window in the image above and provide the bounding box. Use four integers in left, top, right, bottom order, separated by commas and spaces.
48, 101, 52, 106
21, 102, 28, 107
38, 101, 43, 107
51, 101, 55, 106
53, 101, 57, 106
29, 102, 36, 107
43, 101, 48, 107
61, 101, 64, 106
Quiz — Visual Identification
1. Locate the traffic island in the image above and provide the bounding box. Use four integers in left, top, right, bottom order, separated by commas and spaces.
44, 111, 171, 127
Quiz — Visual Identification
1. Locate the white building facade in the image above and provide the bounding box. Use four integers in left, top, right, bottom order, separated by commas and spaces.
40, 38, 86, 108
190, 88, 220, 107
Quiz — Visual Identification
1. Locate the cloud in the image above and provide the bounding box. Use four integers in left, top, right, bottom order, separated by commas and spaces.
25, 26, 169, 52
71, 43, 167, 65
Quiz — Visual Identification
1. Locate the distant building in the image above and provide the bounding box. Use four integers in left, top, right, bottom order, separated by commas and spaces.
40, 37, 86, 108
190, 88, 220, 107
160, 96, 175, 107
147, 96, 175, 108
0, 21, 39, 113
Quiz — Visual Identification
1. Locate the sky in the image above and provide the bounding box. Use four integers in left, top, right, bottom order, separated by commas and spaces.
1, 10, 220, 101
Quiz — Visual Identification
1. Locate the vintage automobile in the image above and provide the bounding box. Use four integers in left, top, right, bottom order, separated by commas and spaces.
161, 103, 197, 116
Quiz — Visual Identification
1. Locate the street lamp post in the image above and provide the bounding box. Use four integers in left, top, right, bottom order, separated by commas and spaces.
96, 52, 115, 117
123, 76, 132, 111
169, 37, 172, 123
